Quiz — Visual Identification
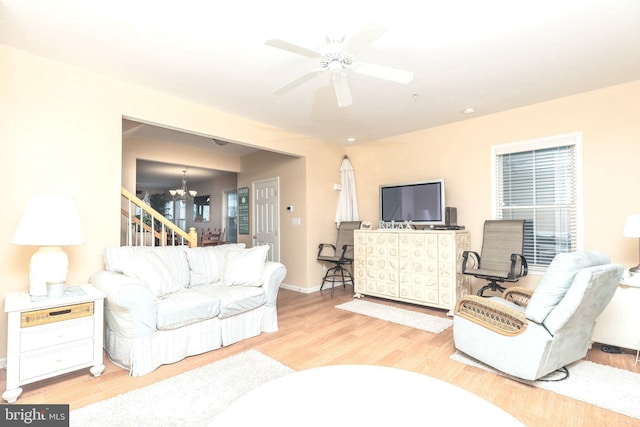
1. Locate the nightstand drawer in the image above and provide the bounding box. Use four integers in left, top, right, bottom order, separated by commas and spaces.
20, 338, 94, 382
20, 317, 94, 352
21, 302, 94, 327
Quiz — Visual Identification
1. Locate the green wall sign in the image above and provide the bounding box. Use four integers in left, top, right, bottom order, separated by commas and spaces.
238, 187, 249, 235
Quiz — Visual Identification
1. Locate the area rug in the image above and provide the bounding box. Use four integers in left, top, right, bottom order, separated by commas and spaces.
336, 299, 452, 333
70, 350, 294, 427
451, 350, 640, 420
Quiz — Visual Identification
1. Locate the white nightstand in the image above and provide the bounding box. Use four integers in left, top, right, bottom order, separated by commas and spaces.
2, 284, 106, 403
592, 277, 640, 364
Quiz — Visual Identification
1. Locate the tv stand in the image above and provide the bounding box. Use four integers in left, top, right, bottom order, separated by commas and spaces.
353, 229, 471, 314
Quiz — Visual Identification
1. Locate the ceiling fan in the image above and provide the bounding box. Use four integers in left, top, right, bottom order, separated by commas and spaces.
265, 23, 414, 108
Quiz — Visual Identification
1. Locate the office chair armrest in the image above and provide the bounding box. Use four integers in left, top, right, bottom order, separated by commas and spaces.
338, 244, 354, 261
455, 295, 528, 336
317, 243, 336, 257
509, 254, 529, 279
503, 287, 534, 307
461, 250, 480, 273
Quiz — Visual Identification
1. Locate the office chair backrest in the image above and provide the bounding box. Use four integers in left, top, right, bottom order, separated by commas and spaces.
480, 220, 525, 273
335, 221, 361, 260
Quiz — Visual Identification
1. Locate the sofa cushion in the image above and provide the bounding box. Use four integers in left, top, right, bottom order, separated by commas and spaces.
192, 284, 266, 318
525, 251, 610, 323
222, 246, 269, 287
117, 251, 176, 297
156, 288, 221, 330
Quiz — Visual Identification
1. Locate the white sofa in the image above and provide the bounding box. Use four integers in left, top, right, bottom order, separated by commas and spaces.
90, 243, 286, 376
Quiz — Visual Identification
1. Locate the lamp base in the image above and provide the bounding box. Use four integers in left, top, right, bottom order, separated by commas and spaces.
29, 247, 69, 297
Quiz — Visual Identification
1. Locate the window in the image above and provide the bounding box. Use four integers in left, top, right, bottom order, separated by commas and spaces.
171, 200, 186, 231
492, 132, 583, 271
223, 190, 238, 243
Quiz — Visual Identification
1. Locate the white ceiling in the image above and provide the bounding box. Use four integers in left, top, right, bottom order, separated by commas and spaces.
2, 1, 640, 148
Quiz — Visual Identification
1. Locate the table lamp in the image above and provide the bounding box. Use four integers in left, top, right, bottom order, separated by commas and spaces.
12, 194, 85, 296
623, 213, 640, 275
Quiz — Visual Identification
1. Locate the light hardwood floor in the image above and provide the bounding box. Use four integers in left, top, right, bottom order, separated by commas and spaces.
2, 287, 638, 426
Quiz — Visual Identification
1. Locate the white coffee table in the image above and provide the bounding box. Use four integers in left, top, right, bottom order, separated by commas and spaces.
214, 364, 524, 426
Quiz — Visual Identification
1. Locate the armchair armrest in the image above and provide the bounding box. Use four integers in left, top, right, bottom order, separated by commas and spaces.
504, 286, 534, 307
454, 295, 528, 336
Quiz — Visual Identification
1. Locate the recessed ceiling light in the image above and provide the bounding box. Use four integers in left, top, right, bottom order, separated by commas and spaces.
462, 107, 476, 114
347, 137, 356, 142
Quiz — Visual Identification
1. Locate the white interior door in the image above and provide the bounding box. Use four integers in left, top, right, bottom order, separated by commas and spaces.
253, 177, 279, 262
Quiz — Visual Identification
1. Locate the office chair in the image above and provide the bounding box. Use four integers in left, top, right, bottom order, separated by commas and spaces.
462, 220, 528, 296
317, 221, 361, 296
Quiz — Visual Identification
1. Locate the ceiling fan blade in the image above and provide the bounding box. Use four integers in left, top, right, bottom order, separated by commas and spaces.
352, 62, 414, 84
344, 22, 388, 55
265, 39, 322, 59
332, 72, 352, 108
272, 70, 322, 96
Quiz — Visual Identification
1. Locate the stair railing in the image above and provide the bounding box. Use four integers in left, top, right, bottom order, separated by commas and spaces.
121, 187, 198, 247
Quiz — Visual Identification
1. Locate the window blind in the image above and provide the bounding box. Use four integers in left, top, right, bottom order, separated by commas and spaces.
495, 138, 579, 269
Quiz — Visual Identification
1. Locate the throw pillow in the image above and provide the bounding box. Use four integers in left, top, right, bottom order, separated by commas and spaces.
222, 245, 270, 287
118, 251, 173, 297
104, 246, 144, 272
186, 247, 222, 286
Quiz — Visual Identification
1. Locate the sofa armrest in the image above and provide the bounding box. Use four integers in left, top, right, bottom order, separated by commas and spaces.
89, 270, 157, 337
454, 295, 528, 337
262, 261, 287, 306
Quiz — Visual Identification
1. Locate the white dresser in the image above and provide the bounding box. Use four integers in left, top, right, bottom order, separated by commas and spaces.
354, 229, 470, 314
3, 284, 106, 403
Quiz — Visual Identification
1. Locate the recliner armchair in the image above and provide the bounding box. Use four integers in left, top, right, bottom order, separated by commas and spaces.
317, 221, 361, 296
453, 251, 623, 381
462, 220, 528, 296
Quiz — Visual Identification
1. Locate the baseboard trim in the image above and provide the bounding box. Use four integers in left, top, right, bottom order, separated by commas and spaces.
0, 357, 6, 369
279, 282, 352, 294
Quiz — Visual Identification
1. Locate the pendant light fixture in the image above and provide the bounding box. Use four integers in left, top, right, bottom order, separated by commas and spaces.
170, 170, 197, 201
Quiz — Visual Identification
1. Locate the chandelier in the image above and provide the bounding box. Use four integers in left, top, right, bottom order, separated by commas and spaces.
170, 170, 197, 201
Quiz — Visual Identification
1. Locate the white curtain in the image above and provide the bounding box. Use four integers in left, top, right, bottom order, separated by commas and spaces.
335, 156, 359, 224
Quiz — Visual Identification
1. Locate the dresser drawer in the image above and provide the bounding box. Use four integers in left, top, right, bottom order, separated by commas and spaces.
20, 338, 94, 382
20, 317, 94, 352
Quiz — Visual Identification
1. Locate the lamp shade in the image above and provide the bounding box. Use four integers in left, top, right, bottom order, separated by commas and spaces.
623, 214, 640, 238
12, 194, 85, 246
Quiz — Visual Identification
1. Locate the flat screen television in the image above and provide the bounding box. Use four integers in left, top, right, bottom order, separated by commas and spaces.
380, 179, 445, 226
